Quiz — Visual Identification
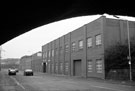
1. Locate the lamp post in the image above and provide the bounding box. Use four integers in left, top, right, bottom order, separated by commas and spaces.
113, 15, 132, 81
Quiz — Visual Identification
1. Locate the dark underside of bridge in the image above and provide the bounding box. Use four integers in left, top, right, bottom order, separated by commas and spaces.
1, 0, 135, 45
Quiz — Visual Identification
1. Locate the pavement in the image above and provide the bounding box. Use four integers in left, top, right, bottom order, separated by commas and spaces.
34, 72, 135, 86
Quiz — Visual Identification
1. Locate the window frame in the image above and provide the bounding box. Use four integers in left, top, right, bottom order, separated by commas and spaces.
71, 42, 76, 52
95, 34, 102, 46
87, 37, 92, 48
55, 62, 58, 72
78, 40, 83, 50
87, 59, 93, 72
65, 44, 69, 53
52, 49, 54, 57
48, 50, 51, 58
96, 59, 103, 73
65, 62, 69, 72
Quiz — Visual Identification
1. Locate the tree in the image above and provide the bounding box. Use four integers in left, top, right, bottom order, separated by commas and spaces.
105, 43, 129, 70
105, 38, 135, 80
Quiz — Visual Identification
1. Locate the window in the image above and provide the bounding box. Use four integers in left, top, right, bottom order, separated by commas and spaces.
79, 40, 83, 49
87, 60, 93, 72
52, 49, 54, 57
72, 42, 76, 52
96, 34, 102, 45
65, 44, 69, 53
48, 50, 51, 58
65, 62, 68, 72
55, 63, 58, 72
87, 37, 92, 48
96, 59, 103, 73
60, 63, 63, 71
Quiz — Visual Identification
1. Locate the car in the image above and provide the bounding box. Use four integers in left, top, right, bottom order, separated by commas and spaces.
8, 68, 16, 75
24, 69, 33, 76
14, 68, 19, 72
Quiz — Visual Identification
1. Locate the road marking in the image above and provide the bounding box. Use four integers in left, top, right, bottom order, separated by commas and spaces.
10, 76, 25, 90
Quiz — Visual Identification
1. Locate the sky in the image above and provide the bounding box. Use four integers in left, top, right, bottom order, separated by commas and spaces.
1, 14, 135, 59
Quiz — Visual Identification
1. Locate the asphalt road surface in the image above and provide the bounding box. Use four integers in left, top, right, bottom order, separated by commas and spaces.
0, 69, 135, 91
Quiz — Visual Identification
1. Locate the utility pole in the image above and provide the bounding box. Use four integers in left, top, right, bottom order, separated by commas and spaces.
126, 20, 132, 81
113, 15, 132, 81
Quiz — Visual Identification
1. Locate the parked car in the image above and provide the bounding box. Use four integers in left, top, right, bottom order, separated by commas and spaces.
8, 68, 16, 75
24, 69, 33, 76
14, 68, 19, 72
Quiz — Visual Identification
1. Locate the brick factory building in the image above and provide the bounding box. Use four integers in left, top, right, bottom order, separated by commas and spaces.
19, 55, 32, 71
31, 51, 42, 72
42, 16, 135, 79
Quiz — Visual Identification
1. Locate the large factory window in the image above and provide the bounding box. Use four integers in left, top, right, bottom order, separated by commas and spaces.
65, 62, 69, 72
71, 42, 76, 52
87, 60, 93, 72
87, 37, 92, 48
95, 34, 102, 46
65, 44, 69, 53
78, 40, 83, 50
52, 49, 54, 57
55, 63, 58, 72
96, 59, 103, 73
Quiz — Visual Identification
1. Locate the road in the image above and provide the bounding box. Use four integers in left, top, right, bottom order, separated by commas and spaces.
0, 69, 135, 91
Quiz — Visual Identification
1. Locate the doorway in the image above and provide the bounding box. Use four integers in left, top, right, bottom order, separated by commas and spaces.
73, 59, 82, 76
43, 62, 46, 73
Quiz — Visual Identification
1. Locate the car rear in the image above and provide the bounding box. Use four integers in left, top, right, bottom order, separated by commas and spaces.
24, 69, 33, 76
8, 68, 16, 75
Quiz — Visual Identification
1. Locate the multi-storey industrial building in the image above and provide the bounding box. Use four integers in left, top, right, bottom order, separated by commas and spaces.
42, 16, 135, 79
19, 55, 32, 71
31, 51, 42, 72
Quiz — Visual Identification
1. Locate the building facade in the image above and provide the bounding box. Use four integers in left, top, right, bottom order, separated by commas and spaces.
42, 16, 135, 79
19, 55, 32, 71
31, 52, 42, 72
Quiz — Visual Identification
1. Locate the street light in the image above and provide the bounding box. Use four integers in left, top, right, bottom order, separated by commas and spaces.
113, 15, 132, 81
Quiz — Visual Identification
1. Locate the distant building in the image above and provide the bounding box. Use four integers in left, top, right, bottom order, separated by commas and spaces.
19, 55, 32, 71
42, 16, 135, 79
1, 58, 20, 69
31, 51, 42, 72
